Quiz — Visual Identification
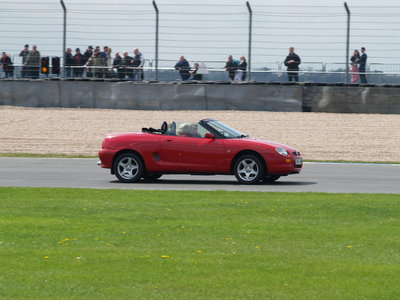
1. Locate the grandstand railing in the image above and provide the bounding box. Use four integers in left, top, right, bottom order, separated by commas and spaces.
2, 56, 400, 84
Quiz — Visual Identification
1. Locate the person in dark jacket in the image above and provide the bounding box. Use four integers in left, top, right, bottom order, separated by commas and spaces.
284, 47, 301, 82
237, 56, 247, 81
121, 51, 134, 79
131, 48, 145, 81
73, 48, 85, 77
224, 55, 238, 81
1, 52, 14, 78
83, 46, 94, 77
19, 44, 29, 78
359, 47, 368, 83
65, 48, 74, 77
174, 56, 190, 80
113, 52, 124, 79
25, 45, 41, 79
190, 63, 202, 80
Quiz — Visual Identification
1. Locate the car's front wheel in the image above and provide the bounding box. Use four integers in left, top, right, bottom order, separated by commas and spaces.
113, 153, 144, 183
234, 154, 265, 184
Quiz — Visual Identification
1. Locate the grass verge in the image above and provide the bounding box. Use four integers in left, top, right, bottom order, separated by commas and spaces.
1, 188, 400, 299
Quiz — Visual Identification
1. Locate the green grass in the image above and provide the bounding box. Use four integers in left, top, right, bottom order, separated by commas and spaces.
0, 188, 400, 299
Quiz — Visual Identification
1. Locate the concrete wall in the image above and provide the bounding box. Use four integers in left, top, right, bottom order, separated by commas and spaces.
1, 79, 399, 113
302, 84, 400, 114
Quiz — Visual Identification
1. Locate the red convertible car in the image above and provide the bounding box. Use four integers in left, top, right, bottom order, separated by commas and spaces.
98, 119, 303, 184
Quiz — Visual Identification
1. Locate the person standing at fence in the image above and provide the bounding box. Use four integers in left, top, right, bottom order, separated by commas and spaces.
1, 52, 14, 78
190, 63, 202, 80
84, 48, 107, 78
19, 44, 29, 78
73, 48, 84, 77
83, 46, 94, 77
104, 47, 113, 78
174, 56, 190, 81
24, 45, 41, 79
121, 51, 134, 79
113, 52, 124, 79
350, 49, 360, 83
359, 47, 368, 83
132, 48, 145, 81
225, 55, 238, 81
65, 48, 74, 77
235, 56, 247, 81
284, 47, 301, 82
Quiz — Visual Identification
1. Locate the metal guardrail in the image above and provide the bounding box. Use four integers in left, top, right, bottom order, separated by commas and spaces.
2, 57, 400, 84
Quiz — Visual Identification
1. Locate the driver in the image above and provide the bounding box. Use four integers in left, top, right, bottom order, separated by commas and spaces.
178, 123, 201, 138
188, 123, 201, 138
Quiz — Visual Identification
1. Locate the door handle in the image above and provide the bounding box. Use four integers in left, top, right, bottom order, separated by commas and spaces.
165, 139, 173, 142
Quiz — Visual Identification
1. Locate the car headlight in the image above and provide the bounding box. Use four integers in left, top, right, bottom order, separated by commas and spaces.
275, 147, 288, 156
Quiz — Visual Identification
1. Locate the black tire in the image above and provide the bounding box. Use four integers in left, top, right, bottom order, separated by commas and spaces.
113, 152, 144, 183
234, 154, 265, 184
142, 173, 163, 181
262, 175, 281, 183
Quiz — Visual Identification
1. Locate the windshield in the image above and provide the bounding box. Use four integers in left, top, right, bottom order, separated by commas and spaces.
205, 120, 247, 138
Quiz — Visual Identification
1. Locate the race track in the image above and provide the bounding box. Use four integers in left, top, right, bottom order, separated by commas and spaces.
0, 157, 399, 193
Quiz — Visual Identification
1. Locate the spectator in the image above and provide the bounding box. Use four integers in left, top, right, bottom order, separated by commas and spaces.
100, 46, 108, 59
104, 47, 113, 78
65, 48, 74, 77
19, 44, 29, 78
73, 48, 85, 77
190, 63, 202, 80
132, 48, 145, 81
359, 47, 368, 83
174, 56, 190, 81
1, 52, 14, 78
284, 47, 301, 82
350, 62, 359, 84
113, 52, 124, 79
83, 46, 94, 77
25, 45, 41, 79
192, 63, 201, 80
235, 56, 247, 81
350, 49, 360, 83
224, 55, 238, 81
121, 51, 134, 79
84, 48, 107, 78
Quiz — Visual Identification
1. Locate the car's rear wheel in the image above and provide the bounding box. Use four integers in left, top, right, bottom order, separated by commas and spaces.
142, 173, 163, 181
262, 174, 281, 183
234, 154, 265, 184
113, 153, 144, 183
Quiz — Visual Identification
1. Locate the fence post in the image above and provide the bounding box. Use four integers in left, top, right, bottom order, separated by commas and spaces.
60, 0, 67, 77
246, 1, 252, 81
344, 2, 350, 83
152, 0, 159, 81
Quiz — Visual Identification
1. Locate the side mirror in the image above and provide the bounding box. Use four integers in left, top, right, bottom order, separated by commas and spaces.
204, 133, 215, 139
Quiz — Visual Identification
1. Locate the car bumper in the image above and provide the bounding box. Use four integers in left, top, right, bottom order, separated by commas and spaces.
98, 149, 116, 169
266, 155, 303, 175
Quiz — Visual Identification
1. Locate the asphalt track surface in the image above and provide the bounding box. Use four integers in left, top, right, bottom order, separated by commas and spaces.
1, 157, 399, 193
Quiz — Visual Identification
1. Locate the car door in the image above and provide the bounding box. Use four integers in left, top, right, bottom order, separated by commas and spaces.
161, 136, 226, 173
160, 131, 226, 173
